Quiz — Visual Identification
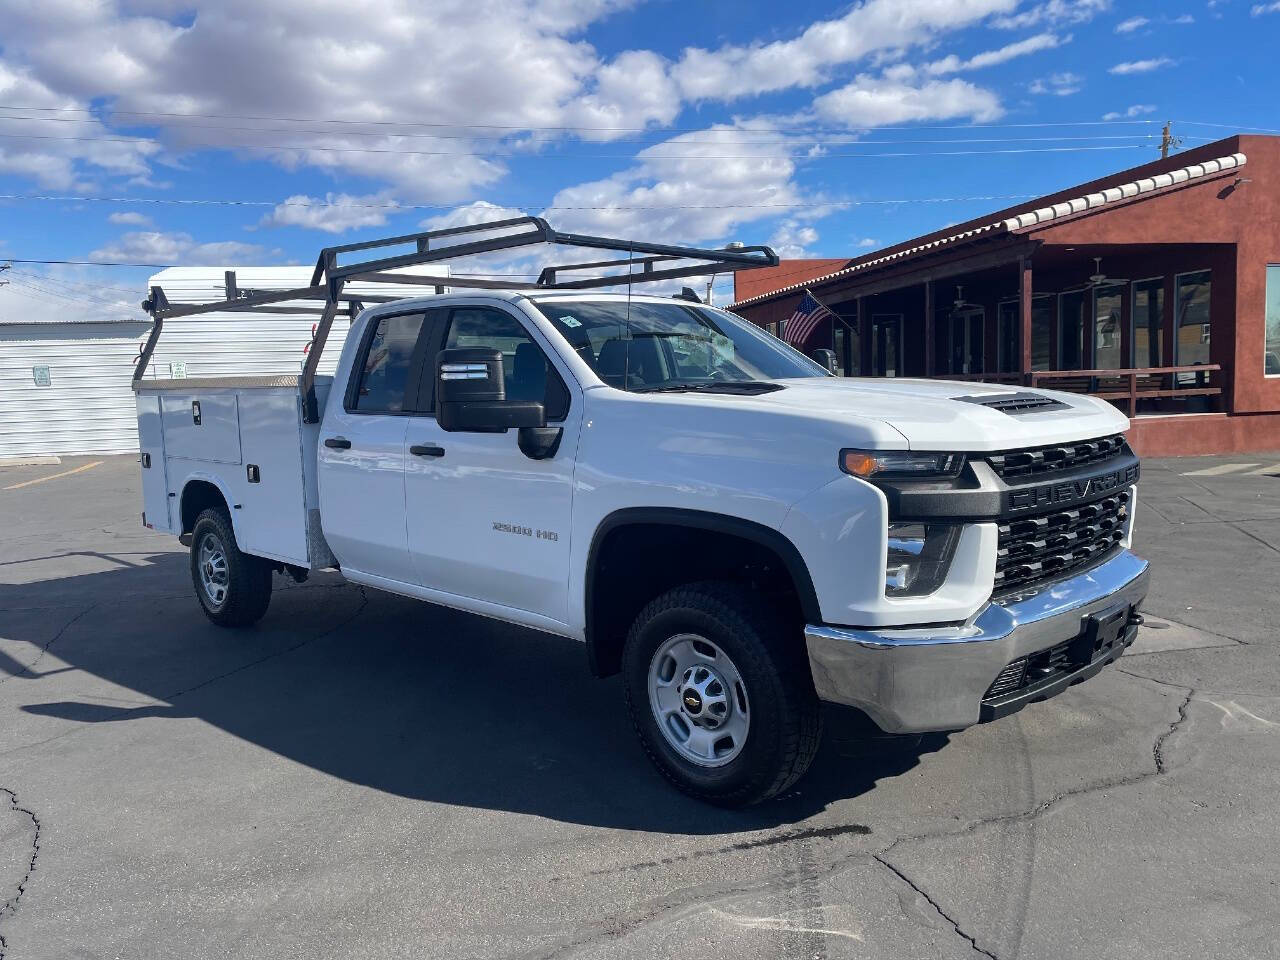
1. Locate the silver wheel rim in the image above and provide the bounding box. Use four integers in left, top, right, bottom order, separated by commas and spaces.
198, 532, 229, 608
648, 633, 750, 767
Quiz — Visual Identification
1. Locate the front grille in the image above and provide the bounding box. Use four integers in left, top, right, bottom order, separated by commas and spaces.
995, 491, 1130, 592
985, 433, 1127, 479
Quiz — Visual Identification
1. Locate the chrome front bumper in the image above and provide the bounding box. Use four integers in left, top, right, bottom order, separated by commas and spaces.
804, 550, 1151, 733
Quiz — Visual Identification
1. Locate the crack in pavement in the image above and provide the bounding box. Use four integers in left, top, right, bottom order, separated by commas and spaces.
872, 853, 997, 959
0, 604, 99, 687
869, 676, 1196, 960
0, 788, 40, 960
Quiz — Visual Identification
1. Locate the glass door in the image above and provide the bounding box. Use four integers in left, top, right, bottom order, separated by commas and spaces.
948, 308, 984, 374
872, 314, 903, 377
1059, 291, 1087, 370
997, 301, 1019, 373
1093, 285, 1124, 370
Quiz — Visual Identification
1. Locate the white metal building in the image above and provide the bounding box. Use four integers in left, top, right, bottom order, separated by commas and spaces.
0, 265, 445, 459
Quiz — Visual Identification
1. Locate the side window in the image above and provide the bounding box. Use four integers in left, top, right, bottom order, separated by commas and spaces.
350, 312, 426, 413
443, 308, 570, 419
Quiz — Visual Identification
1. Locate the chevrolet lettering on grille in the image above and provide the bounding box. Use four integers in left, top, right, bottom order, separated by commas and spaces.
1007, 463, 1139, 513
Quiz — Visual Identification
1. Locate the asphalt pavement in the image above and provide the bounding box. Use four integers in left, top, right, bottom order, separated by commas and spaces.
1, 452, 1278, 959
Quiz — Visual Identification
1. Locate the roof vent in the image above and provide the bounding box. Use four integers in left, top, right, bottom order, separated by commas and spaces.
954, 392, 1070, 415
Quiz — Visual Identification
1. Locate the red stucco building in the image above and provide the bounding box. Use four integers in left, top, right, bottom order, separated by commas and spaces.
730, 135, 1280, 456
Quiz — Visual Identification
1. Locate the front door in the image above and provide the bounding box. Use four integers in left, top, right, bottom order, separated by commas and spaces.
872, 314, 902, 377
404, 305, 580, 625
317, 309, 433, 584
949, 308, 984, 375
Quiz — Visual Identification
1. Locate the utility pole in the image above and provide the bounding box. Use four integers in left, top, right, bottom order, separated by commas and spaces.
1159, 121, 1182, 159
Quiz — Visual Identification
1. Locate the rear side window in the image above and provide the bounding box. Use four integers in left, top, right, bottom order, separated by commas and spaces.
351, 313, 425, 413
443, 307, 570, 419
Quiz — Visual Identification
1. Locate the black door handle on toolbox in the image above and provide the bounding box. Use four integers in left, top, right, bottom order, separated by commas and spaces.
324, 436, 352, 449
410, 443, 445, 458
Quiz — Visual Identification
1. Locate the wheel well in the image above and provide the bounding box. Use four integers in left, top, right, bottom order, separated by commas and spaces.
180, 480, 229, 535
585, 512, 819, 678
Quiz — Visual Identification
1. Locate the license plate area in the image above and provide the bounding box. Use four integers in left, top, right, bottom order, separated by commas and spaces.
1069, 604, 1131, 666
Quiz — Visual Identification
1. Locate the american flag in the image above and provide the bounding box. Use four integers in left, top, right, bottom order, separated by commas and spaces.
782, 289, 835, 351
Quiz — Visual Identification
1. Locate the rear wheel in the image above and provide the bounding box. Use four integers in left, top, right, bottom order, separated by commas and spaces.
622, 581, 821, 806
190, 508, 272, 627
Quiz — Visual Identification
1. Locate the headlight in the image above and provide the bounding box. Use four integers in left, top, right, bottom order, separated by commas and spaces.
885, 522, 961, 597
840, 449, 964, 480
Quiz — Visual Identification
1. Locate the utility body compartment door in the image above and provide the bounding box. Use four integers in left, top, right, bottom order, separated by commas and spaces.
136, 393, 173, 532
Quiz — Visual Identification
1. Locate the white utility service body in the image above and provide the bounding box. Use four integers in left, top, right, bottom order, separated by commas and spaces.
134, 222, 1148, 805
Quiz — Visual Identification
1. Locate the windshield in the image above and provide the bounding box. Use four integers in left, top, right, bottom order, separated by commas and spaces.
530, 298, 829, 392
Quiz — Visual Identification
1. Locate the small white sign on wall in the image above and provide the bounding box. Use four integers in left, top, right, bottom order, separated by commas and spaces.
171, 360, 187, 379
32, 365, 51, 387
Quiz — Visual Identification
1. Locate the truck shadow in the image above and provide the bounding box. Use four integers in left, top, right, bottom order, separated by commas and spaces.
4, 551, 947, 835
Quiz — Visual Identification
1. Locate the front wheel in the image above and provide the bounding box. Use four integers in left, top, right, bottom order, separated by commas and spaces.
190, 508, 273, 627
622, 582, 822, 806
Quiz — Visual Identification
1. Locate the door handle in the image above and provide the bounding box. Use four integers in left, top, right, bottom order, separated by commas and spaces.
410, 443, 445, 458
324, 436, 351, 449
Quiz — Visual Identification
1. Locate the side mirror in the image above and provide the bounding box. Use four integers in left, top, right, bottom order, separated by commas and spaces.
437, 347, 545, 433
810, 348, 838, 374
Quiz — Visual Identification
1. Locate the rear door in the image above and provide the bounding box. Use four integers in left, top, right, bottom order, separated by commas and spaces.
317, 310, 435, 583
403, 305, 580, 624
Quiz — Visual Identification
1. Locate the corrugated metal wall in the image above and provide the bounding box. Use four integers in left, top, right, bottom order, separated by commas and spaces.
0, 266, 445, 457
0, 321, 150, 457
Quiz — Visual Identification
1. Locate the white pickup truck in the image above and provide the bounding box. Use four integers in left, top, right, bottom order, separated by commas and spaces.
133, 220, 1148, 805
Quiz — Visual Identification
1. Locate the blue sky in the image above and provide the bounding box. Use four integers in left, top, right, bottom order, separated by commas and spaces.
0, 0, 1277, 318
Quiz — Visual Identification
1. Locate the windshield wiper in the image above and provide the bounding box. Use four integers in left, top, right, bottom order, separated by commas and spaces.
633, 381, 783, 395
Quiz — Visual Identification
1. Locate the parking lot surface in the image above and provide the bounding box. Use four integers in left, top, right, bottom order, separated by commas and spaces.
2, 452, 1279, 959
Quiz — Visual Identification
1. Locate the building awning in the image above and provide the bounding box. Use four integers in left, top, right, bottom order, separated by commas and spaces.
728, 152, 1248, 310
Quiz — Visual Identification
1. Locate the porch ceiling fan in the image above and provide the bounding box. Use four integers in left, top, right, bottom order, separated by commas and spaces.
950, 284, 980, 312
1065, 257, 1130, 291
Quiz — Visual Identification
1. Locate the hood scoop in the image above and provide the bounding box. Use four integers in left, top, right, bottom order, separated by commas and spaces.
954, 391, 1070, 415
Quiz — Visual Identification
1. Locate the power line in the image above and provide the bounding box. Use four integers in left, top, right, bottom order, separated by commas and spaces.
0, 191, 1038, 211
0, 114, 1165, 147
0, 104, 1167, 133
0, 130, 1156, 160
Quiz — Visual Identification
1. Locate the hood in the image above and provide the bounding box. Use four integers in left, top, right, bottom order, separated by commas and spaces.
752, 377, 1130, 452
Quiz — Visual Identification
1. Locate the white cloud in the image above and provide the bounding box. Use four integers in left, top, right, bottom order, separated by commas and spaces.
994, 0, 1109, 29
925, 32, 1067, 75
90, 231, 274, 266
1029, 72, 1083, 95
108, 211, 154, 226
671, 0, 1018, 101
1252, 1, 1280, 14
1115, 15, 1149, 32
1101, 104, 1157, 120
1170, 14, 1195, 23
768, 221, 820, 259
1109, 57, 1175, 74
856, 237, 879, 248
0, 61, 157, 190
0, 1, 668, 200
261, 193, 398, 234
814, 76, 1003, 125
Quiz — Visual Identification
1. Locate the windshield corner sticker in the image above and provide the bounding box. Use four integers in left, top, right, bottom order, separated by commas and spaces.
560, 315, 583, 328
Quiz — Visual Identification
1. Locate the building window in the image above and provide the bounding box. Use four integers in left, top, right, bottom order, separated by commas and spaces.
997, 301, 1019, 373
1031, 295, 1053, 370
1093, 284, 1124, 370
1265, 265, 1280, 376
1060, 291, 1087, 370
1175, 271, 1211, 375
1132, 278, 1164, 368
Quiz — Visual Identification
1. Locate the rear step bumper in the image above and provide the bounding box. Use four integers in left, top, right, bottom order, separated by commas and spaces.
804, 549, 1150, 734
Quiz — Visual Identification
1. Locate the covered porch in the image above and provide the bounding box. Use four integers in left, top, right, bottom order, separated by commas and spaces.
761, 238, 1231, 418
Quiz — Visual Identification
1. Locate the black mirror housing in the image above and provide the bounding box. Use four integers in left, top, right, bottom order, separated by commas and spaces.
437, 347, 547, 432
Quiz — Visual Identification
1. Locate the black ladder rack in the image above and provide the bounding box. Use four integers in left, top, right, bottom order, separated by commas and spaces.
134, 215, 778, 422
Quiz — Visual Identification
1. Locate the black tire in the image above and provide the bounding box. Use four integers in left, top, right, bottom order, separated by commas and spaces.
190, 507, 273, 628
622, 581, 822, 806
